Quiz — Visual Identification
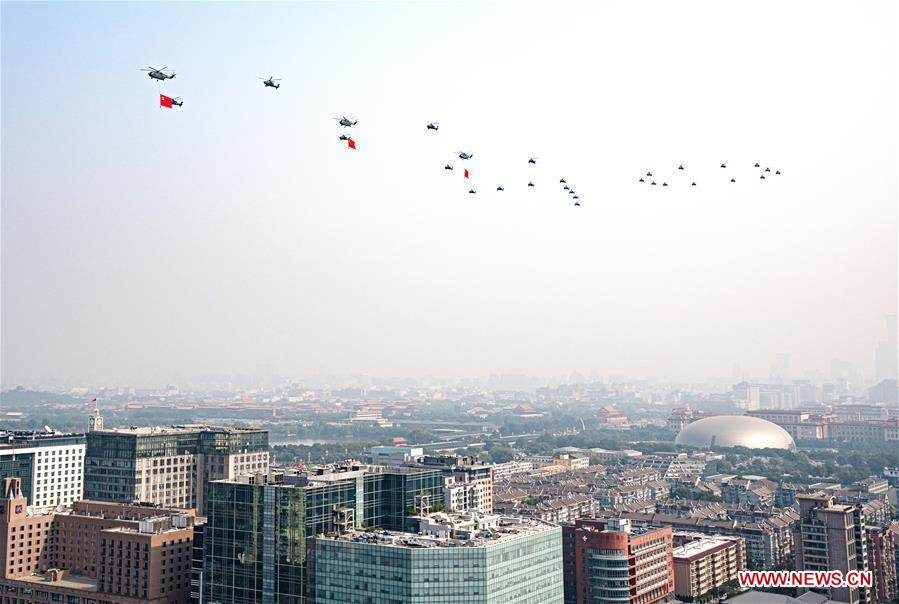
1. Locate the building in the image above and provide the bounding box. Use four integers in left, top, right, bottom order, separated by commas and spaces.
308, 513, 564, 604
369, 445, 424, 466
671, 535, 745, 600
0, 430, 86, 512
866, 525, 897, 603
414, 454, 494, 513
83, 424, 269, 514
795, 493, 872, 604
0, 477, 198, 604
562, 518, 673, 604
202, 464, 445, 603
674, 415, 796, 450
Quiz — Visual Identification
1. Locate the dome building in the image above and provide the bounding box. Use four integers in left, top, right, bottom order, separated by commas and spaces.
675, 415, 796, 451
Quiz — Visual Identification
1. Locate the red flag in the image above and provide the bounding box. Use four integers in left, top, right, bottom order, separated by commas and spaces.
159, 94, 173, 108
347, 138, 356, 150
464, 169, 469, 179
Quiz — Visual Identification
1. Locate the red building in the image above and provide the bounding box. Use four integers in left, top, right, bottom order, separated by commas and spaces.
563, 517, 673, 604
867, 525, 898, 603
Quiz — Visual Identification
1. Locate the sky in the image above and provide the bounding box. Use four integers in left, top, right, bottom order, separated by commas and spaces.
1, 1, 896, 388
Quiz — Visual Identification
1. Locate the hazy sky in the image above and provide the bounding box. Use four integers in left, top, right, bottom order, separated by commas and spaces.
2, 1, 896, 388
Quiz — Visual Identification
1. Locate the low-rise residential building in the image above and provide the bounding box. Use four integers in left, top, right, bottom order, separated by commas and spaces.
672, 535, 745, 600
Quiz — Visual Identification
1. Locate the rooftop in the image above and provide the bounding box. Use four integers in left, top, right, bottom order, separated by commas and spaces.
673, 536, 739, 561
320, 514, 557, 549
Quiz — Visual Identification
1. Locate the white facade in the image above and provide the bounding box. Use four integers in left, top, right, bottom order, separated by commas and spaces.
31, 443, 86, 511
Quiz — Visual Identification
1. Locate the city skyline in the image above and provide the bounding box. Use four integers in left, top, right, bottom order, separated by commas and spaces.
2, 1, 896, 387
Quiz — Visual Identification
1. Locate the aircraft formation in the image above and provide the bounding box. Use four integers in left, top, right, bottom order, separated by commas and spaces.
637, 162, 782, 188
143, 64, 785, 208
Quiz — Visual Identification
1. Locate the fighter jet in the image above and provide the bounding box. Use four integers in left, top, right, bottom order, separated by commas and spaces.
646, 172, 653, 177
527, 181, 535, 188
720, 163, 727, 168
496, 186, 504, 191
574, 201, 581, 207
468, 189, 477, 194
426, 122, 439, 131
730, 178, 736, 182
764, 167, 771, 172
528, 157, 538, 164
563, 185, 570, 190
775, 170, 781, 175
760, 175, 766, 179
455, 151, 474, 160
651, 181, 657, 185
259, 76, 281, 89
141, 66, 175, 81
678, 165, 684, 170
754, 162, 760, 168
691, 182, 697, 186
334, 116, 358, 127
639, 178, 645, 183
559, 178, 567, 184
662, 182, 668, 187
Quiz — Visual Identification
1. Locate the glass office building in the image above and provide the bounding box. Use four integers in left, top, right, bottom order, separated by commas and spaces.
202, 465, 445, 604
308, 516, 564, 604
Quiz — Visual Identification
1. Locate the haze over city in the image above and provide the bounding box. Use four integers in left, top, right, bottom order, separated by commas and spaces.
2, 0, 896, 388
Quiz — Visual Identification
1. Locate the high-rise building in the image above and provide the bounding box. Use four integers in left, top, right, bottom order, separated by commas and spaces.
671, 535, 745, 600
0, 477, 199, 603
202, 464, 445, 603
866, 525, 897, 603
0, 430, 86, 511
308, 512, 564, 604
83, 425, 269, 514
795, 493, 872, 604
562, 517, 673, 604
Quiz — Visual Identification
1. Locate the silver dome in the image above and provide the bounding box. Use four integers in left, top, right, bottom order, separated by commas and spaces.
675, 415, 796, 450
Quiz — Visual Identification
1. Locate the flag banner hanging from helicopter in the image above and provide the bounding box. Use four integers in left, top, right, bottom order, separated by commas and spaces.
159, 94, 174, 108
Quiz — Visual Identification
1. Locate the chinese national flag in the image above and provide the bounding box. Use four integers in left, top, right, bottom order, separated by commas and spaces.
347, 138, 356, 150
159, 94, 173, 108
464, 169, 469, 179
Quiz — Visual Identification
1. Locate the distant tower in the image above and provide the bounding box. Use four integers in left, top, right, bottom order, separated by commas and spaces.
88, 401, 104, 432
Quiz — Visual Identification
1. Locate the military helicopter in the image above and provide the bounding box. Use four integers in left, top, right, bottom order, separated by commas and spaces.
444, 164, 454, 171
259, 76, 281, 89
334, 116, 358, 127
141, 66, 175, 81
426, 122, 439, 131
171, 97, 183, 107
455, 151, 474, 160
339, 134, 351, 141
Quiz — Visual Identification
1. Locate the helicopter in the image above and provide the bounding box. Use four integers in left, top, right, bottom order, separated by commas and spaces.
141, 66, 175, 81
339, 134, 350, 141
171, 97, 183, 107
426, 122, 439, 131
260, 76, 281, 89
444, 164, 454, 171
334, 116, 358, 127
455, 151, 474, 160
